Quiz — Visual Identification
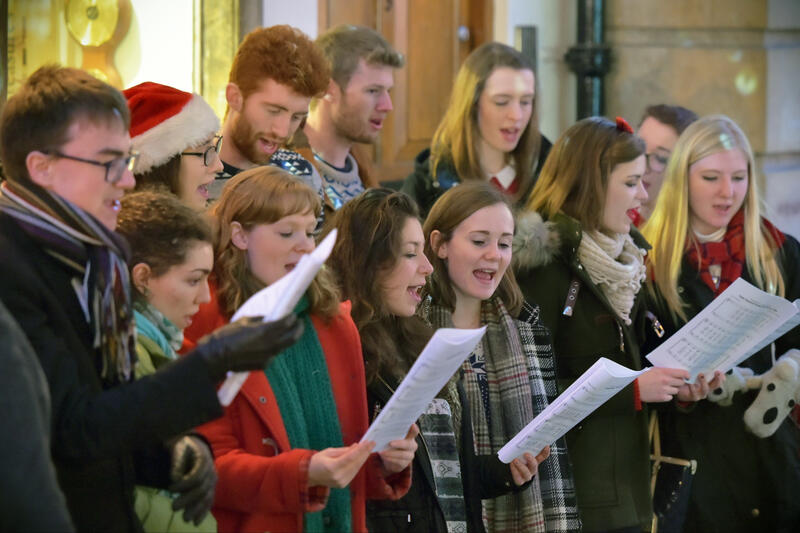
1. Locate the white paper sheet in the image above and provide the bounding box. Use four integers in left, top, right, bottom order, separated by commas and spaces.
646, 278, 800, 382
498, 357, 644, 463
216, 230, 338, 406
361, 326, 486, 451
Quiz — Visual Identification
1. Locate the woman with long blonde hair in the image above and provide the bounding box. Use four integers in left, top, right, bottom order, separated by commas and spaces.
643, 114, 800, 533
402, 42, 550, 218
183, 167, 417, 533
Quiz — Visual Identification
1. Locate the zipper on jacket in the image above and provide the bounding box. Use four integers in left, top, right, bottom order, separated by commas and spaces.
617, 322, 625, 353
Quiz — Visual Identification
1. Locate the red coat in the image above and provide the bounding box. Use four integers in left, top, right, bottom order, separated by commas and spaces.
188, 293, 411, 533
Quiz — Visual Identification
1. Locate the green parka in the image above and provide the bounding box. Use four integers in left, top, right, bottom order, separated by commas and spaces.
513, 211, 652, 533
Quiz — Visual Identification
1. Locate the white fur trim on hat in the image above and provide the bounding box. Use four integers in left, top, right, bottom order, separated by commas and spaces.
131, 94, 220, 174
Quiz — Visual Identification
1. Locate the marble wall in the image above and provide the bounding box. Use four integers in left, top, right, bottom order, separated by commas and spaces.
605, 0, 800, 237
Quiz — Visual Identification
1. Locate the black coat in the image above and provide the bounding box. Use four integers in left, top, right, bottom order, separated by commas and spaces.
365, 374, 521, 533
0, 213, 223, 533
643, 234, 800, 533
401, 134, 552, 219
0, 299, 74, 532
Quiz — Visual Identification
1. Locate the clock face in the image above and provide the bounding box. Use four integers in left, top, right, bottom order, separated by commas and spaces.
65, 0, 120, 47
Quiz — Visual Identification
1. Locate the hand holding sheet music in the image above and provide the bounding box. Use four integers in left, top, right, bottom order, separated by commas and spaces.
216, 230, 338, 406
498, 357, 644, 463
361, 326, 486, 451
646, 278, 800, 382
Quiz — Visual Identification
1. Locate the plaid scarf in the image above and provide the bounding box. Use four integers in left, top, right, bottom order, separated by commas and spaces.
686, 209, 786, 296
0, 181, 135, 386
426, 297, 580, 533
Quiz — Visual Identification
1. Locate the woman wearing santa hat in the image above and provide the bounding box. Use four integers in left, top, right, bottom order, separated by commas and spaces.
124, 82, 222, 210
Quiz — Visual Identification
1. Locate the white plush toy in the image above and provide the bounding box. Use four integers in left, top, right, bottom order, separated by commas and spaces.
707, 366, 755, 406
743, 349, 800, 438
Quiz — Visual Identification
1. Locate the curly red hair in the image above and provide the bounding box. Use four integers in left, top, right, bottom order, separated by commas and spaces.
229, 25, 330, 99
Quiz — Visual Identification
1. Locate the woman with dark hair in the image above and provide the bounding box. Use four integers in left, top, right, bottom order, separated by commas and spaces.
643, 115, 800, 533
330, 189, 568, 532
514, 116, 721, 532
402, 42, 550, 218
183, 167, 416, 533
124, 82, 223, 211
420, 182, 580, 533
116, 191, 218, 531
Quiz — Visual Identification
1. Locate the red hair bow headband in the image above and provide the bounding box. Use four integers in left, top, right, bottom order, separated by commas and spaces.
615, 116, 634, 134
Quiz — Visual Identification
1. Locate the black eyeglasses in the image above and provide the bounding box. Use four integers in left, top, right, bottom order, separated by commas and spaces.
646, 152, 669, 173
182, 136, 223, 167
47, 150, 139, 184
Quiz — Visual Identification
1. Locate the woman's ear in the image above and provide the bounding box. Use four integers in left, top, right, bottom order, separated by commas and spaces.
230, 221, 249, 250
131, 263, 152, 296
430, 230, 448, 259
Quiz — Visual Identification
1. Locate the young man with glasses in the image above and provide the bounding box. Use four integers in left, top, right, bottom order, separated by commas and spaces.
0, 65, 304, 531
124, 81, 224, 211
212, 25, 330, 204
629, 103, 698, 226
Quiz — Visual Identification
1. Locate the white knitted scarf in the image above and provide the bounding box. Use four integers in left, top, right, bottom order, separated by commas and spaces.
577, 230, 646, 325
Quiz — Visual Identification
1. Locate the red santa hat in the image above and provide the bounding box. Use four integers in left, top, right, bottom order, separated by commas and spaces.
123, 82, 220, 174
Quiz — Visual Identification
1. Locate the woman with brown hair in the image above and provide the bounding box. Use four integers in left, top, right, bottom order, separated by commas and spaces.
124, 82, 223, 211
329, 188, 568, 532
183, 167, 417, 533
402, 42, 550, 218
514, 116, 721, 532
421, 182, 580, 533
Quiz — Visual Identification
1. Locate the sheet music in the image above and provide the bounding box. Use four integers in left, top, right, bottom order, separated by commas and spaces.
498, 357, 644, 463
361, 326, 486, 451
216, 230, 338, 406
646, 278, 800, 382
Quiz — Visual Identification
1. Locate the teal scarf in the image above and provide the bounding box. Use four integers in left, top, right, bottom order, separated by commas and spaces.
133, 300, 183, 359
267, 296, 351, 533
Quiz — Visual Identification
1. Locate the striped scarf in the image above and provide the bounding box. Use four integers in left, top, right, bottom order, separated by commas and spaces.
0, 180, 135, 386
425, 298, 581, 533
428, 297, 545, 533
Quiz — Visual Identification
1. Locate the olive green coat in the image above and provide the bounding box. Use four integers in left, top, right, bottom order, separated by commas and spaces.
513, 211, 652, 533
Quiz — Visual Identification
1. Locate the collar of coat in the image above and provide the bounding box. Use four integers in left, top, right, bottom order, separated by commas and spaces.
513, 210, 651, 271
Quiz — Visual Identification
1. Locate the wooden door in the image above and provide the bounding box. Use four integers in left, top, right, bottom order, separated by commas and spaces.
318, 0, 492, 183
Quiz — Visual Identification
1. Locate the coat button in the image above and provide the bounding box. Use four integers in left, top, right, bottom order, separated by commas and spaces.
751, 508, 760, 517
259, 396, 266, 403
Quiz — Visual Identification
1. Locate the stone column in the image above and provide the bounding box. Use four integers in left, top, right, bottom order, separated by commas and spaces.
605, 0, 800, 237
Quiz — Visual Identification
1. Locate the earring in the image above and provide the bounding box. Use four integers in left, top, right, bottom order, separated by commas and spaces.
137, 285, 150, 298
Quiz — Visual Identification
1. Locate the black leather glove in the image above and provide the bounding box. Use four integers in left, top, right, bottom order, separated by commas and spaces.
169, 435, 216, 525
193, 314, 304, 382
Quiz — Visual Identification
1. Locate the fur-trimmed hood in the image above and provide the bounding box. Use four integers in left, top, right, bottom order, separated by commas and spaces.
513, 210, 563, 271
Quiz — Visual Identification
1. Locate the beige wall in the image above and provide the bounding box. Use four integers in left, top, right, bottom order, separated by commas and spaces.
605, 0, 800, 237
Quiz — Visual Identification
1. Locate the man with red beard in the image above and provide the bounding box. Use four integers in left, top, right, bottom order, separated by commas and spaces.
293, 25, 403, 212
210, 25, 330, 202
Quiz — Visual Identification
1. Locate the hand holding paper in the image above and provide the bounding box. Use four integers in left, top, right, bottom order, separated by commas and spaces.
216, 230, 337, 406
497, 357, 644, 463
361, 326, 487, 451
645, 278, 800, 382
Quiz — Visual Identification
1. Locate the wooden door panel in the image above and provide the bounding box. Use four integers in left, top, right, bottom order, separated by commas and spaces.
319, 0, 492, 183
379, 0, 459, 179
